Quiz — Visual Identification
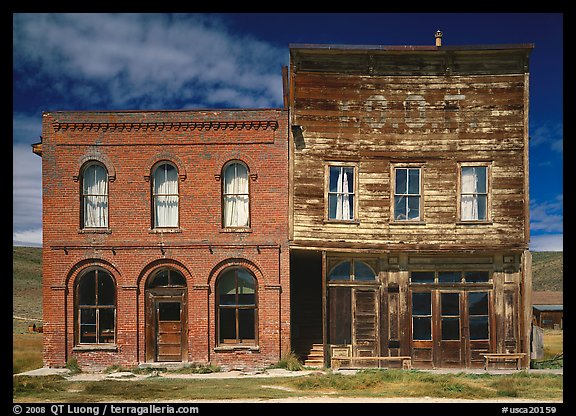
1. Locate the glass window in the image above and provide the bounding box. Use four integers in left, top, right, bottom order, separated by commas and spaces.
147, 269, 186, 288
329, 262, 351, 281
223, 162, 250, 227
328, 165, 355, 221
76, 268, 116, 344
465, 271, 490, 283
153, 163, 179, 228
394, 168, 421, 221
469, 291, 489, 340
412, 292, 432, 340
217, 268, 257, 345
441, 292, 460, 340
461, 166, 488, 221
411, 271, 435, 283
354, 261, 376, 281
438, 271, 462, 283
82, 163, 108, 228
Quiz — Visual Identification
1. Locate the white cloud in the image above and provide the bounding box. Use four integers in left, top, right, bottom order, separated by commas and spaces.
530, 122, 563, 154
529, 234, 563, 252
530, 194, 563, 233
13, 228, 42, 247
13, 13, 286, 110
13, 143, 42, 235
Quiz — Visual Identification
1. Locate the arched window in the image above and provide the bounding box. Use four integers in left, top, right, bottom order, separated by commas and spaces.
216, 267, 257, 345
146, 268, 187, 288
222, 162, 250, 228
75, 268, 116, 344
81, 163, 108, 228
328, 260, 376, 281
152, 163, 179, 228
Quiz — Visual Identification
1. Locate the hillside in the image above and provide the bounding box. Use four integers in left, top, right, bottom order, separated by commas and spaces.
531, 251, 563, 291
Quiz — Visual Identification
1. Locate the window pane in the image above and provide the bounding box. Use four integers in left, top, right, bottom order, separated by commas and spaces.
154, 195, 178, 227
476, 194, 487, 220
395, 169, 407, 194
470, 316, 489, 340
413, 317, 431, 340
149, 269, 169, 288
78, 271, 96, 306
158, 302, 181, 322
328, 194, 338, 219
469, 292, 489, 315
329, 166, 341, 192
329, 261, 351, 281
474, 167, 487, 194
441, 293, 460, 315
442, 317, 460, 340
218, 271, 237, 305
465, 271, 490, 283
170, 270, 186, 286
408, 169, 420, 194
411, 271, 435, 283
460, 195, 477, 220
412, 292, 431, 315
461, 167, 476, 193
97, 273, 115, 306
238, 308, 255, 341
343, 168, 354, 193
80, 308, 96, 343
354, 261, 376, 280
394, 195, 407, 220
407, 196, 420, 220
219, 309, 236, 342
84, 195, 108, 228
438, 271, 462, 283
98, 308, 115, 343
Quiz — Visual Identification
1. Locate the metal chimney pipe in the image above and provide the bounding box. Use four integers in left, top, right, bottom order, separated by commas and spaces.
435, 30, 443, 47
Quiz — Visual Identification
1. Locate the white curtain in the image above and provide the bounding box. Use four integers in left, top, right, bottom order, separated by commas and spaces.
83, 164, 108, 227
461, 167, 479, 220
335, 169, 352, 220
223, 163, 249, 227
154, 164, 179, 227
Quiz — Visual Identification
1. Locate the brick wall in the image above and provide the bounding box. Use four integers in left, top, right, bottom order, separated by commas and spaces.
41, 109, 290, 371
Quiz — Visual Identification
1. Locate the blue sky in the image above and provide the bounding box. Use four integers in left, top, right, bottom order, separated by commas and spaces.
12, 13, 563, 250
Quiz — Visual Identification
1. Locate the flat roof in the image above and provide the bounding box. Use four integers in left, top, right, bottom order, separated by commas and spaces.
289, 43, 535, 52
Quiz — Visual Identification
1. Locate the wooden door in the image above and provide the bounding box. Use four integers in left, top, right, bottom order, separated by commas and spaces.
352, 289, 378, 361
155, 300, 183, 362
437, 291, 464, 367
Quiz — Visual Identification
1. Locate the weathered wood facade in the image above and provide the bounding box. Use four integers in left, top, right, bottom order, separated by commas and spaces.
288, 42, 534, 368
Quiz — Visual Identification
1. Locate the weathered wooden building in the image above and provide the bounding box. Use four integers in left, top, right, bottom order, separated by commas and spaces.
288, 38, 534, 369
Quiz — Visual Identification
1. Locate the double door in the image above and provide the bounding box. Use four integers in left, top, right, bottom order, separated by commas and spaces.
411, 289, 493, 368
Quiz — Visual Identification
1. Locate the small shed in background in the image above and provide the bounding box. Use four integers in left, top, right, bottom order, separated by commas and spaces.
532, 291, 563, 329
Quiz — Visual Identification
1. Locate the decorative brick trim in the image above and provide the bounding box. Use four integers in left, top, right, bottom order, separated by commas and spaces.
52, 120, 279, 132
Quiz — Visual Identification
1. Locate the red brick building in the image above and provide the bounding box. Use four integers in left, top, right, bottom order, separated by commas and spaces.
36, 109, 290, 371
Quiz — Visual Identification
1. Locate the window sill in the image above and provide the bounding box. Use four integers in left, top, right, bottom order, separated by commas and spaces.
220, 227, 252, 233
324, 219, 360, 225
73, 345, 118, 352
78, 228, 112, 234
149, 228, 182, 233
456, 221, 493, 225
390, 221, 426, 226
214, 345, 259, 352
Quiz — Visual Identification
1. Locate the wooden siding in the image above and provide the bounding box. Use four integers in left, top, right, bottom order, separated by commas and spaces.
289, 51, 530, 252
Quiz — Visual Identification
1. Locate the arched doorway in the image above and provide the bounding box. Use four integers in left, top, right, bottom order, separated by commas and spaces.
145, 268, 188, 362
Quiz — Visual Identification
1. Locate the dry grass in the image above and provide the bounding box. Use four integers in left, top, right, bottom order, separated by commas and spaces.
13, 333, 43, 374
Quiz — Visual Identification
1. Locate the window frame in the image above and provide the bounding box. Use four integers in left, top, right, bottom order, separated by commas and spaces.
151, 161, 180, 229
324, 161, 359, 223
327, 258, 378, 284
409, 270, 492, 285
391, 164, 424, 223
80, 162, 109, 229
215, 267, 258, 346
221, 160, 251, 229
457, 161, 492, 223
74, 267, 117, 346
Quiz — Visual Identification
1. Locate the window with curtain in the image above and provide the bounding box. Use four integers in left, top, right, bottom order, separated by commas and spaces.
216, 267, 257, 345
461, 166, 488, 221
223, 162, 250, 228
394, 167, 421, 221
76, 268, 116, 345
82, 163, 108, 228
328, 165, 355, 221
153, 163, 179, 228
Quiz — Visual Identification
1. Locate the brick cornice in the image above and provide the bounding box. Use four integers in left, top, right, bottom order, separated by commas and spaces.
51, 120, 279, 132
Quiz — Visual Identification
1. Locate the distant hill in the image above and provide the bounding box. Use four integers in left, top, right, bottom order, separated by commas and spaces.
531, 251, 563, 292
